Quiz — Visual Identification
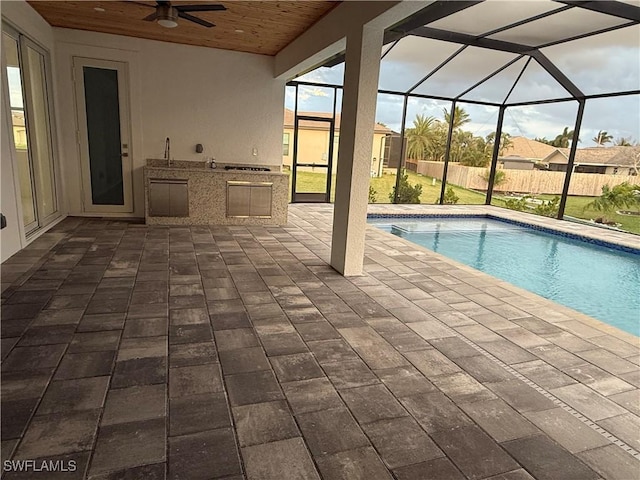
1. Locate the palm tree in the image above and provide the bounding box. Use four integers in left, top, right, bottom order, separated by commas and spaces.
592, 130, 613, 146
405, 114, 435, 161
486, 132, 513, 156
443, 106, 470, 130
614, 137, 632, 147
534, 136, 554, 146
585, 182, 640, 218
425, 121, 448, 162
552, 127, 576, 148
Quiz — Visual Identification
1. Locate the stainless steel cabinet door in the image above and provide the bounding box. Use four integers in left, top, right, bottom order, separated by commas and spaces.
149, 181, 170, 216
149, 179, 188, 217
169, 182, 189, 217
250, 185, 272, 217
227, 184, 251, 217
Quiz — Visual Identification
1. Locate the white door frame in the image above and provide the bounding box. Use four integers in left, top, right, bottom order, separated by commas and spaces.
2, 22, 61, 243
73, 57, 133, 214
21, 36, 60, 228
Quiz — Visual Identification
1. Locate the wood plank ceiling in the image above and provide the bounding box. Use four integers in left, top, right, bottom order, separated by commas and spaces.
26, 0, 339, 55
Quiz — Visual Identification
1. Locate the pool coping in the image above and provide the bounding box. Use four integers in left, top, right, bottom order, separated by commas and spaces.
365, 206, 638, 344
367, 213, 640, 255
367, 204, 640, 252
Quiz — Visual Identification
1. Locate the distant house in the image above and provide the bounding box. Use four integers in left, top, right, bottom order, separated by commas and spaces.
502, 137, 558, 160
11, 110, 27, 149
283, 109, 392, 177
544, 146, 640, 175
499, 155, 535, 170
497, 137, 558, 170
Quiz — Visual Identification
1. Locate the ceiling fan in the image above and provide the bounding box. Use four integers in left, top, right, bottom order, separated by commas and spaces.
134, 1, 227, 29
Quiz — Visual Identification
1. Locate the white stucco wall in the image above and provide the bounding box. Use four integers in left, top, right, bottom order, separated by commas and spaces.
54, 28, 285, 218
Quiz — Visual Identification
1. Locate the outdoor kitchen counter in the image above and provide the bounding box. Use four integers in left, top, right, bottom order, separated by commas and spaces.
144, 159, 289, 225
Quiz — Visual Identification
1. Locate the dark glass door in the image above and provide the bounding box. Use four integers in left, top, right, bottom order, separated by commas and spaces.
75, 58, 132, 213
83, 66, 124, 205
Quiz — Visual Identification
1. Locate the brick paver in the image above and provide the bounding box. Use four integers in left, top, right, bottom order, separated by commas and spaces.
1, 206, 638, 479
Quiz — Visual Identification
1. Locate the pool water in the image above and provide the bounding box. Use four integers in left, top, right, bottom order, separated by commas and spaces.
370, 216, 640, 336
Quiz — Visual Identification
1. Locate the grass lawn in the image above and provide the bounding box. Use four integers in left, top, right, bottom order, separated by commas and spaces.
549, 194, 640, 235
490, 193, 640, 235
287, 170, 639, 235
288, 170, 492, 205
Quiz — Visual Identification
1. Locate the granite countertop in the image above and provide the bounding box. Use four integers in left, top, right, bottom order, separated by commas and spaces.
145, 159, 289, 176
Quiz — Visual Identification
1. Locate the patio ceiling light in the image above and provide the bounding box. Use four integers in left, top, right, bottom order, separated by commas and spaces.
156, 7, 178, 29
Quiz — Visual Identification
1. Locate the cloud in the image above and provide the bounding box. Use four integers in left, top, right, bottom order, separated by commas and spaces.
297, 65, 344, 86
290, 12, 639, 146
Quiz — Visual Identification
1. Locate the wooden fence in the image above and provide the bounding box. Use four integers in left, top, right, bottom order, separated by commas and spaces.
407, 160, 640, 197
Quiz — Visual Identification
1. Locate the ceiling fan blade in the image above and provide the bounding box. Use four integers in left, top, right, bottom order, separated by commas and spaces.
175, 4, 226, 12
143, 12, 159, 21
177, 11, 215, 27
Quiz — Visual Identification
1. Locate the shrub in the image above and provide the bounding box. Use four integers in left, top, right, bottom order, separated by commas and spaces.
585, 182, 640, 216
505, 196, 528, 211
368, 185, 377, 203
534, 196, 560, 217
481, 169, 506, 186
390, 169, 422, 203
443, 187, 459, 205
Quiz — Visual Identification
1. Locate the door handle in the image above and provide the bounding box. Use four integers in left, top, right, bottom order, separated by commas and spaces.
121, 153, 129, 157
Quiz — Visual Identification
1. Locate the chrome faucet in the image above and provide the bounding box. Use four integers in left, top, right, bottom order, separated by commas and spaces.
164, 137, 171, 166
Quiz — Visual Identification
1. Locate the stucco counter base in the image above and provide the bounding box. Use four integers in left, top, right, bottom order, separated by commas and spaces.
144, 162, 289, 226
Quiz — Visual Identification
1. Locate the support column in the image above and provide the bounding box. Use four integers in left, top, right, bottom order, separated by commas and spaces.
330, 24, 383, 276
485, 105, 506, 205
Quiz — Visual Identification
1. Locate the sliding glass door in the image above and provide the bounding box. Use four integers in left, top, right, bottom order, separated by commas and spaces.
2, 25, 58, 235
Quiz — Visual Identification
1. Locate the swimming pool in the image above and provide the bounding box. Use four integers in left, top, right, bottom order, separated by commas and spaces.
369, 215, 640, 336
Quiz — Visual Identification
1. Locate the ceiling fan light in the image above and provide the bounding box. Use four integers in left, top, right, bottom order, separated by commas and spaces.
157, 18, 178, 28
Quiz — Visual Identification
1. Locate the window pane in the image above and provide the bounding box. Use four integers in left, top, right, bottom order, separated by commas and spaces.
83, 66, 124, 205
447, 102, 501, 205
24, 45, 56, 218
296, 63, 344, 86
490, 102, 579, 221
564, 96, 640, 235
541, 26, 640, 96
412, 47, 519, 99
428, 0, 562, 37
379, 36, 462, 93
374, 93, 404, 194
397, 97, 451, 204
3, 32, 36, 228
292, 118, 333, 202
488, 8, 629, 47
284, 85, 295, 173
297, 84, 335, 114
461, 57, 528, 104
505, 59, 572, 104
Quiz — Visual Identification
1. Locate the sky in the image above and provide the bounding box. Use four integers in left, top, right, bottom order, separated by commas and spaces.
285, 3, 640, 147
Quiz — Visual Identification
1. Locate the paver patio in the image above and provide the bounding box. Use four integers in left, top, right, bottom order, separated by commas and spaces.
1, 205, 638, 479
